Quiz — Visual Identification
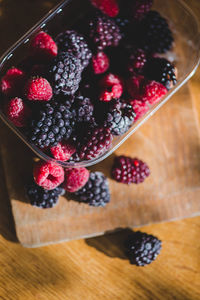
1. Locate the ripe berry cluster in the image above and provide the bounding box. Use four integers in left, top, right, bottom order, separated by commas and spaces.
0, 0, 174, 218
0, 0, 176, 165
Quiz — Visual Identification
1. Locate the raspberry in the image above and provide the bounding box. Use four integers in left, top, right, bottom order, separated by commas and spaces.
139, 11, 174, 53
55, 30, 92, 69
127, 75, 145, 99
25, 77, 53, 101
63, 167, 90, 193
111, 156, 150, 184
91, 0, 119, 17
31, 31, 58, 59
98, 100, 135, 135
129, 99, 149, 121
26, 181, 65, 209
74, 172, 110, 207
50, 141, 76, 161
92, 52, 110, 74
1, 67, 26, 96
128, 49, 147, 74
5, 97, 31, 127
48, 52, 82, 96
99, 73, 123, 102
141, 80, 167, 105
33, 161, 65, 190
89, 13, 122, 51
144, 57, 177, 90
130, 0, 153, 20
27, 100, 74, 149
79, 127, 113, 160
124, 231, 162, 266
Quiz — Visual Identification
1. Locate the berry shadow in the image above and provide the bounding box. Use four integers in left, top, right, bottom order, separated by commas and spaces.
89, 152, 117, 180
85, 227, 134, 259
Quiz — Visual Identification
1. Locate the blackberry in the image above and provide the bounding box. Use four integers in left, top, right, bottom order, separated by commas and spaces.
139, 11, 174, 53
130, 0, 153, 20
72, 95, 94, 123
111, 156, 150, 184
79, 127, 113, 160
56, 30, 92, 69
124, 231, 162, 266
48, 52, 82, 96
97, 100, 136, 136
89, 13, 122, 51
114, 17, 130, 38
119, 0, 152, 21
27, 100, 75, 148
74, 172, 110, 207
26, 182, 65, 208
128, 48, 147, 74
106, 46, 129, 76
144, 57, 177, 90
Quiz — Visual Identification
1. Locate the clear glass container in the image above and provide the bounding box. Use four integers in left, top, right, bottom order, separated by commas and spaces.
0, 0, 199, 168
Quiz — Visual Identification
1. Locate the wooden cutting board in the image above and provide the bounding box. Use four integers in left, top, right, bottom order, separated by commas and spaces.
0, 80, 200, 247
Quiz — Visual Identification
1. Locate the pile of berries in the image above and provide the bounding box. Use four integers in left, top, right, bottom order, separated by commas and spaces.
25, 159, 111, 209
0, 0, 177, 165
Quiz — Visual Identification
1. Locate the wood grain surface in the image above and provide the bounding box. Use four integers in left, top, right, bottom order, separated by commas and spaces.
1, 0, 200, 247
0, 0, 200, 299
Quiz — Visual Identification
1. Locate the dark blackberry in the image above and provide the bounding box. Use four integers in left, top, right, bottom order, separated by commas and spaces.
74, 172, 110, 207
114, 17, 130, 38
106, 46, 129, 76
48, 52, 82, 96
56, 30, 92, 69
72, 95, 94, 123
139, 11, 174, 53
26, 181, 65, 209
55, 94, 75, 109
124, 231, 162, 266
27, 100, 75, 148
119, 0, 152, 21
79, 127, 113, 160
111, 156, 150, 184
78, 68, 99, 98
97, 100, 136, 136
89, 13, 122, 51
144, 57, 177, 90
130, 0, 153, 20
128, 48, 147, 74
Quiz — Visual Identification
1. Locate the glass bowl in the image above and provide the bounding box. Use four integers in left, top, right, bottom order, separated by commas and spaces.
0, 0, 199, 168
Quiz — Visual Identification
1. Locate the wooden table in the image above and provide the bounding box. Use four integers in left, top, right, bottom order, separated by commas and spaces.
0, 0, 200, 299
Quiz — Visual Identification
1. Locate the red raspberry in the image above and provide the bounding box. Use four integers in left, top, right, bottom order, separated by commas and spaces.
127, 75, 145, 99
92, 52, 110, 74
1, 68, 26, 96
51, 142, 76, 162
141, 81, 167, 105
25, 77, 53, 101
33, 161, 65, 190
31, 31, 58, 59
99, 73, 123, 102
5, 97, 31, 127
90, 0, 119, 17
63, 167, 90, 193
111, 155, 150, 184
129, 99, 149, 121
